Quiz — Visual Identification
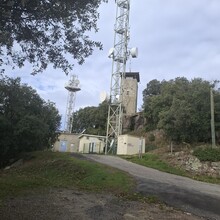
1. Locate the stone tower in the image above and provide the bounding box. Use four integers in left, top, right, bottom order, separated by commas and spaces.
122, 72, 140, 116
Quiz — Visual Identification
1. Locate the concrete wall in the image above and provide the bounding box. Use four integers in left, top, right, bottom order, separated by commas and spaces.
122, 76, 138, 116
53, 133, 80, 152
117, 135, 145, 155
78, 135, 105, 154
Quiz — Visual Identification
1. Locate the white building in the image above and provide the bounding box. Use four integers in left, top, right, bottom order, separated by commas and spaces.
53, 133, 80, 152
78, 134, 106, 154
117, 134, 145, 155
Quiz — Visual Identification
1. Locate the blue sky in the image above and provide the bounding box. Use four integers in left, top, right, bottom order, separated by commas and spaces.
6, 0, 220, 128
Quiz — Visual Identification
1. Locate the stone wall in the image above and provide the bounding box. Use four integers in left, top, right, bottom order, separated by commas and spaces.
123, 112, 146, 133
172, 151, 220, 177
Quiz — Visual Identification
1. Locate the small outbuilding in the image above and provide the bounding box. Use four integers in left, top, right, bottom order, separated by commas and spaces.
78, 134, 106, 154
117, 134, 145, 155
53, 133, 80, 152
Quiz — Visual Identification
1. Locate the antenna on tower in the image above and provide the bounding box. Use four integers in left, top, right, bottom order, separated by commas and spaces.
105, 0, 137, 154
64, 74, 81, 133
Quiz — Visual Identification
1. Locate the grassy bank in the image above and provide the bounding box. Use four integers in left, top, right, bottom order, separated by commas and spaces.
0, 152, 134, 200
122, 154, 220, 184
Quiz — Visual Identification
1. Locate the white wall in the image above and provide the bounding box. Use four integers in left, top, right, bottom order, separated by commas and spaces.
78, 136, 105, 154
117, 135, 145, 155
53, 133, 80, 152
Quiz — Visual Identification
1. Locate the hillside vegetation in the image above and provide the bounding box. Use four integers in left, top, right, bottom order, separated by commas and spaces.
0, 75, 61, 168
71, 77, 220, 147
0, 151, 134, 200
123, 152, 220, 184
142, 77, 220, 144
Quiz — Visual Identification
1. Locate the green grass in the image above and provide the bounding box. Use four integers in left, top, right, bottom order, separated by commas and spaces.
122, 153, 220, 184
0, 151, 134, 200
123, 154, 187, 176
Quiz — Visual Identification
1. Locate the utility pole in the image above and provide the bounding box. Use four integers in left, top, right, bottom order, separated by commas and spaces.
210, 88, 216, 148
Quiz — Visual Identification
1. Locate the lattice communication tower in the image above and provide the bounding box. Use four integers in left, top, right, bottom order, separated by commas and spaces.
106, 0, 133, 153
64, 75, 81, 133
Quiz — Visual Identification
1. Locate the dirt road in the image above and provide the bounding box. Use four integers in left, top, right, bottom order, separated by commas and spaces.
0, 188, 204, 220
83, 154, 220, 220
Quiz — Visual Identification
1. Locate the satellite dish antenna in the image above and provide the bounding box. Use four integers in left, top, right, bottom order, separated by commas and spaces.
130, 47, 138, 58
100, 91, 108, 102
75, 79, 80, 86
108, 48, 115, 58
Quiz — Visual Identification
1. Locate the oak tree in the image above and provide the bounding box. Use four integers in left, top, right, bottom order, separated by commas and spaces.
143, 77, 220, 143
0, 75, 61, 167
0, 0, 107, 74
72, 101, 108, 135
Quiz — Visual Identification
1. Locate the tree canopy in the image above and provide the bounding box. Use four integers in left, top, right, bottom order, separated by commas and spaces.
143, 77, 220, 144
0, 75, 61, 167
0, 0, 107, 75
72, 101, 108, 136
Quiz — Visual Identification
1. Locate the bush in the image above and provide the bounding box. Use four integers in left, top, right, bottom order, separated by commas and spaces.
148, 133, 155, 142
145, 145, 157, 152
193, 147, 220, 162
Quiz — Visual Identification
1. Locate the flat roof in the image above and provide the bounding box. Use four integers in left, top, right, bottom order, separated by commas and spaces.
124, 72, 140, 82
78, 134, 106, 139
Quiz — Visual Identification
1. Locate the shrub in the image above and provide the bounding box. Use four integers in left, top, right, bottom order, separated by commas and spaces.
193, 147, 220, 162
148, 133, 155, 142
145, 145, 157, 152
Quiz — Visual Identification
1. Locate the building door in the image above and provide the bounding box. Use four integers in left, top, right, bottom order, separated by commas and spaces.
70, 143, 75, 152
60, 141, 67, 152
89, 142, 96, 153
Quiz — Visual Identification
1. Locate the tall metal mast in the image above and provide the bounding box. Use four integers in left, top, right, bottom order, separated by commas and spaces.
106, 0, 131, 153
64, 75, 81, 133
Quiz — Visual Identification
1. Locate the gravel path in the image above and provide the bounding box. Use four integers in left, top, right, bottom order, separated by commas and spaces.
83, 154, 220, 220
